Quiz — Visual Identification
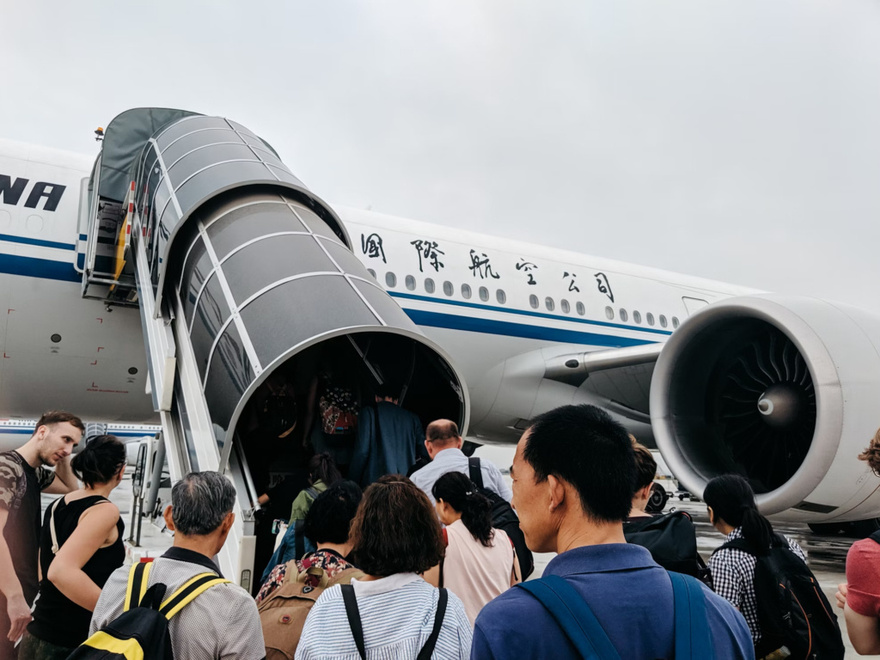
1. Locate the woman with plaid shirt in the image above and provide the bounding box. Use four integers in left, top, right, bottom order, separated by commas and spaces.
705, 474, 806, 657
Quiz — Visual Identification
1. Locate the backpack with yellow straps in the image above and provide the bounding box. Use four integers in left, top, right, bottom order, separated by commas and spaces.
67, 560, 229, 659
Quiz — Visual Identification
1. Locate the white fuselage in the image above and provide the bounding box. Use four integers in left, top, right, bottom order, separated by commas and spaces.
0, 138, 753, 439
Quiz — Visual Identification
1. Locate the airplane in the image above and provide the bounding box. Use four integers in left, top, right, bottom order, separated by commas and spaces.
2, 107, 879, 585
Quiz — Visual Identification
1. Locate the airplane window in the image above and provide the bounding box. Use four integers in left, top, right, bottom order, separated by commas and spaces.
633, 310, 642, 324
367, 268, 376, 279
461, 283, 472, 299
529, 294, 539, 309
405, 275, 416, 291
443, 281, 454, 297
497, 289, 507, 304
545, 297, 555, 312
605, 306, 614, 320
619, 309, 628, 322
659, 314, 668, 328
561, 299, 570, 314
577, 302, 586, 316
479, 287, 490, 302
672, 316, 680, 329
646, 313, 655, 326
425, 278, 435, 294
385, 272, 397, 288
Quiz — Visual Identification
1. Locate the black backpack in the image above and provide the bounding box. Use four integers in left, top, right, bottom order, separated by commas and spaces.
468, 457, 534, 580
715, 534, 844, 660
623, 511, 710, 583
68, 561, 229, 659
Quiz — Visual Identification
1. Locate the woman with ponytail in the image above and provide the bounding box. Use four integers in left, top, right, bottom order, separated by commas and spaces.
704, 474, 806, 651
19, 435, 126, 659
426, 471, 519, 624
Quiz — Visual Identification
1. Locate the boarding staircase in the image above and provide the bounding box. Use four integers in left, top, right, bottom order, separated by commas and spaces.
77, 108, 468, 587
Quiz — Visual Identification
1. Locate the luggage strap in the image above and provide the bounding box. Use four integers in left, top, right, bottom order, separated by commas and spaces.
341, 584, 448, 660
517, 572, 713, 659
468, 457, 484, 489
123, 561, 230, 619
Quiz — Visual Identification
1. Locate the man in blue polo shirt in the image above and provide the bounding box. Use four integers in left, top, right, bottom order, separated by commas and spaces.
471, 404, 754, 660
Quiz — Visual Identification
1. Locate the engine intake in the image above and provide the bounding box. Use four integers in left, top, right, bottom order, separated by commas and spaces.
651, 295, 880, 520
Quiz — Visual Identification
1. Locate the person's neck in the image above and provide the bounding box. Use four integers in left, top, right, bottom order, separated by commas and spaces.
316, 542, 350, 557
443, 511, 462, 526
555, 517, 627, 554
172, 534, 219, 559
15, 439, 42, 468
629, 500, 652, 518
84, 481, 117, 499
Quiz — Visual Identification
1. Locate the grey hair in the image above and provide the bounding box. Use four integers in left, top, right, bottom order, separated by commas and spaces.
171, 471, 236, 536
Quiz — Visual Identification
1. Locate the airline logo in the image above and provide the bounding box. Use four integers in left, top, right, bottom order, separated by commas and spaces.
0, 174, 66, 212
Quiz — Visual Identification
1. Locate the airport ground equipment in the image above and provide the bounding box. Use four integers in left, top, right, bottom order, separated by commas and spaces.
78, 109, 468, 584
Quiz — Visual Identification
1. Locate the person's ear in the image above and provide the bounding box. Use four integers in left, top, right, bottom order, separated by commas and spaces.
707, 506, 715, 525
547, 475, 566, 512
163, 505, 175, 531
424, 439, 432, 456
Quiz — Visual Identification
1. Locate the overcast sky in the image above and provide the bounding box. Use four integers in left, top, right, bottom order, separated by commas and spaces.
4, 0, 879, 310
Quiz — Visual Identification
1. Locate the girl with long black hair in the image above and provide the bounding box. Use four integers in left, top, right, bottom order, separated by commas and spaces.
704, 474, 806, 654
19, 435, 127, 659
425, 471, 519, 624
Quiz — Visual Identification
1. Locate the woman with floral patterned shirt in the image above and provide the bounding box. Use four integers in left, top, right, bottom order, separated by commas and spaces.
257, 480, 362, 605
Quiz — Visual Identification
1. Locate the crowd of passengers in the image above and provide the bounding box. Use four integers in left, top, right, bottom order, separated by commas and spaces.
4, 405, 880, 658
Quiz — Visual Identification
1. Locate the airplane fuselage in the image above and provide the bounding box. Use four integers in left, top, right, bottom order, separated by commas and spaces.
0, 138, 751, 443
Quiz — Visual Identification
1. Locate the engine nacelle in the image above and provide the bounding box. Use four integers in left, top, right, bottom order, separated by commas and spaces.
650, 295, 880, 522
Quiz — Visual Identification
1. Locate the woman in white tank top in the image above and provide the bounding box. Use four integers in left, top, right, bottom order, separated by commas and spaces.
425, 472, 520, 624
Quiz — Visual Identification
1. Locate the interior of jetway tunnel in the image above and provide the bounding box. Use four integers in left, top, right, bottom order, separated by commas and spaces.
232, 331, 465, 589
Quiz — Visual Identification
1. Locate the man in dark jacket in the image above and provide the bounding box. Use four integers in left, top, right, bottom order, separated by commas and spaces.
349, 384, 426, 486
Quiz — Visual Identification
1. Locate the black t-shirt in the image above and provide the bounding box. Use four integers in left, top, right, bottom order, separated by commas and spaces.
0, 450, 55, 604
28, 495, 125, 647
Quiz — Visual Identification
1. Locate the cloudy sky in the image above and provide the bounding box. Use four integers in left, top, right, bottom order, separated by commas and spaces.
5, 1, 879, 309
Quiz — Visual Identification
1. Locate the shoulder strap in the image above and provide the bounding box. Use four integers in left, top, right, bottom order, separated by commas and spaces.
48, 497, 64, 555
468, 456, 484, 489
124, 561, 153, 612
305, 486, 320, 500
669, 572, 714, 659
869, 529, 880, 546
341, 584, 367, 660
327, 567, 364, 587
714, 537, 753, 555
417, 588, 448, 660
517, 575, 621, 660
158, 572, 230, 620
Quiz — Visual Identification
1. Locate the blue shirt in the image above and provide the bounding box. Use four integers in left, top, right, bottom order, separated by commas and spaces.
411, 448, 512, 505
472, 544, 754, 660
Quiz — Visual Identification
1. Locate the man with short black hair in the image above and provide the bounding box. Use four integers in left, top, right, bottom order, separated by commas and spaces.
91, 471, 265, 659
0, 411, 82, 655
471, 404, 753, 659
411, 419, 511, 505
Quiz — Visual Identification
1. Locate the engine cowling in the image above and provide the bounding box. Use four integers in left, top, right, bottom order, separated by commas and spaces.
650, 295, 880, 522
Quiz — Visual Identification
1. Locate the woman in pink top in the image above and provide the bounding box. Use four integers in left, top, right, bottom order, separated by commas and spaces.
425, 471, 520, 624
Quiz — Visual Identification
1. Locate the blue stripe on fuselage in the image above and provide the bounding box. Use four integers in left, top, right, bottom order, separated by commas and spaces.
388, 291, 671, 337
0, 234, 76, 251
0, 254, 80, 283
404, 309, 654, 347
0, 253, 664, 346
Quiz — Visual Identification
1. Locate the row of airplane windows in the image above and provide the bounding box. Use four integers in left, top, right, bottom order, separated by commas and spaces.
368, 269, 680, 329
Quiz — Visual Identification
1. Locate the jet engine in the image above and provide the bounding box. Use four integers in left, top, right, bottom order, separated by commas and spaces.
650, 295, 880, 523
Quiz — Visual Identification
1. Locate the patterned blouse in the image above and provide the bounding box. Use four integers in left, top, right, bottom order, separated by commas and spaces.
256, 548, 356, 605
